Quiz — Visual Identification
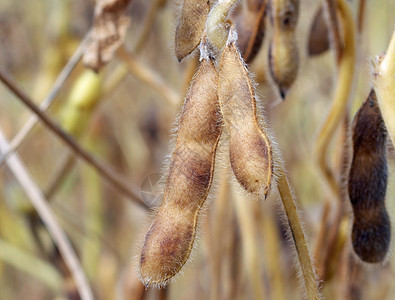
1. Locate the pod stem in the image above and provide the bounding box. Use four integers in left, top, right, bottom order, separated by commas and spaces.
206, 0, 238, 49
277, 170, 320, 300
374, 28, 395, 147
315, 0, 356, 199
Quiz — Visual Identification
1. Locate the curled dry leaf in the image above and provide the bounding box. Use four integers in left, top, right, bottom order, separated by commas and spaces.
83, 0, 132, 72
139, 54, 222, 286
308, 5, 330, 56
219, 33, 273, 198
348, 89, 391, 263
175, 0, 211, 62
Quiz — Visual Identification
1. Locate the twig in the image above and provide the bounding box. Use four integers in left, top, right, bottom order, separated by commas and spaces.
45, 153, 76, 200
0, 69, 149, 210
0, 130, 93, 300
0, 34, 90, 168
323, 0, 342, 64
315, 0, 356, 199
277, 170, 320, 300
117, 46, 180, 107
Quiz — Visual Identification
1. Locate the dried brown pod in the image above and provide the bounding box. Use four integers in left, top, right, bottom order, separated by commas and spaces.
268, 0, 299, 99
348, 89, 391, 263
175, 0, 211, 62
308, 5, 330, 56
233, 0, 267, 63
84, 0, 132, 72
219, 31, 273, 197
139, 52, 222, 286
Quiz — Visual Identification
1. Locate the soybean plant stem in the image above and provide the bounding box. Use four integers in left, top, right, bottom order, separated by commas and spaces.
0, 130, 93, 300
206, 0, 239, 49
315, 0, 355, 200
277, 171, 320, 300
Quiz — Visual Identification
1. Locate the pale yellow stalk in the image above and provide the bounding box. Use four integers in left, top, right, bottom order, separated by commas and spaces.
374, 29, 395, 147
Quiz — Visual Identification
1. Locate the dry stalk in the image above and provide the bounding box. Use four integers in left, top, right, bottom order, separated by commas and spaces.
314, 0, 355, 199
232, 187, 265, 300
277, 171, 321, 300
0, 34, 90, 168
0, 130, 93, 300
374, 28, 395, 147
0, 69, 148, 209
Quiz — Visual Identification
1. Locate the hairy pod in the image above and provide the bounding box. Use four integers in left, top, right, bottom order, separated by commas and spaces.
308, 5, 330, 56
175, 0, 211, 62
139, 56, 221, 286
348, 89, 391, 263
219, 34, 273, 197
268, 0, 299, 99
233, 0, 266, 63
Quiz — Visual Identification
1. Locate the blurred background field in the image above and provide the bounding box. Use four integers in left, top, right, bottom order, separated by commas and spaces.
0, 0, 395, 299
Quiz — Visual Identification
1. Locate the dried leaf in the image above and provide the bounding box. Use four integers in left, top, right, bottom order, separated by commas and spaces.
83, 0, 132, 72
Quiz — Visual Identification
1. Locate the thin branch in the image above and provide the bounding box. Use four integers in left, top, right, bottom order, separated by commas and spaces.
0, 130, 93, 300
117, 46, 180, 107
45, 153, 76, 200
0, 34, 90, 168
0, 69, 149, 210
